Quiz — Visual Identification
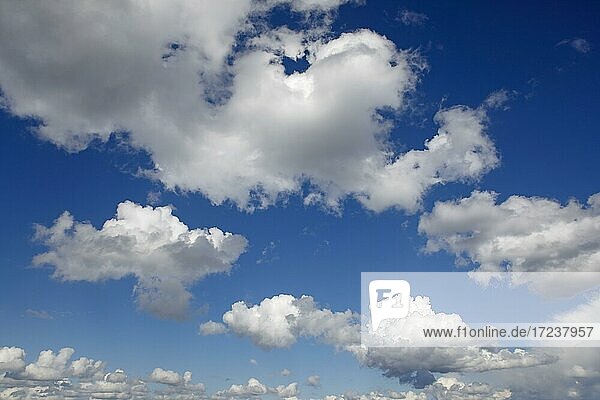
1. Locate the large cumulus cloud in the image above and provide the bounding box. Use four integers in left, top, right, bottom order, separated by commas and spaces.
0, 1, 498, 212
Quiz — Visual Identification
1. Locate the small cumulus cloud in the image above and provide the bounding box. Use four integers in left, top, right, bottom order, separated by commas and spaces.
199, 320, 229, 335
213, 377, 298, 399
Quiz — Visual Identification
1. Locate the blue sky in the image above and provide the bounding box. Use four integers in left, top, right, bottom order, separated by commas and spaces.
0, 1, 599, 399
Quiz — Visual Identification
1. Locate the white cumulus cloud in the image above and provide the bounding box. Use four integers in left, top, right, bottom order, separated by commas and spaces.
149, 368, 188, 386
418, 191, 600, 274
0, 1, 498, 213
21, 348, 75, 381
223, 294, 359, 349
199, 321, 229, 335
214, 378, 268, 398
0, 347, 26, 375
0, 346, 209, 399
33, 201, 248, 319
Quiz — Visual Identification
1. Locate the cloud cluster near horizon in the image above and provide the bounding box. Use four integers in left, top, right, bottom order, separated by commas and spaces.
0, 346, 300, 400
1, 345, 519, 400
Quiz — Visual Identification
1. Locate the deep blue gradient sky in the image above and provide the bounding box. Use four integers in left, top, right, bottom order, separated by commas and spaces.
1, 0, 599, 396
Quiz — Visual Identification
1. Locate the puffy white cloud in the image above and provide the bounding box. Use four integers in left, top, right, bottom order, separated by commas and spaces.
349, 105, 498, 213
77, 374, 148, 400
149, 368, 188, 386
222, 294, 358, 349
0, 346, 208, 400
33, 201, 248, 319
307, 375, 320, 386
70, 357, 106, 381
148, 368, 205, 399
0, 348, 133, 399
199, 321, 229, 335
0, 1, 498, 213
0, 347, 26, 375
0, 385, 71, 400
419, 191, 600, 274
214, 378, 268, 398
103, 369, 128, 384
223, 295, 302, 348
215, 294, 553, 381
21, 348, 74, 381
280, 369, 291, 377
272, 382, 299, 399
0, 0, 250, 145
213, 378, 298, 400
